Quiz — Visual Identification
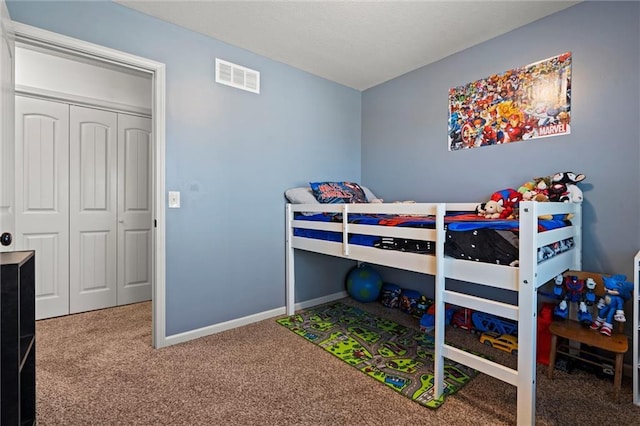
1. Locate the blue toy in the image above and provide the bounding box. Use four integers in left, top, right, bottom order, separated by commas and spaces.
590, 274, 634, 336
412, 295, 432, 319
419, 304, 456, 331
380, 283, 402, 308
584, 277, 597, 305
345, 264, 383, 303
553, 274, 593, 325
471, 311, 517, 335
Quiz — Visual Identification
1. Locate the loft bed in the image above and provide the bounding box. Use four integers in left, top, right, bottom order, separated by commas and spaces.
285, 198, 582, 425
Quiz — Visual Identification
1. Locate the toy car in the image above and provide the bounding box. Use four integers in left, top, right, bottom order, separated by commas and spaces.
479, 331, 518, 355
451, 308, 475, 333
471, 311, 517, 335
384, 375, 407, 389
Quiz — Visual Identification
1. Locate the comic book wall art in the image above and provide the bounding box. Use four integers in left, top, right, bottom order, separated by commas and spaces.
448, 52, 571, 151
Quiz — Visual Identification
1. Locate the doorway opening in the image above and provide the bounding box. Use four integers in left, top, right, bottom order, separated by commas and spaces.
13, 22, 167, 348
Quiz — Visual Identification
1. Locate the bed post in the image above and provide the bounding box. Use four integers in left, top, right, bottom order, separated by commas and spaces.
433, 203, 447, 401
342, 204, 349, 256
286, 204, 295, 316
517, 201, 538, 425
572, 203, 582, 270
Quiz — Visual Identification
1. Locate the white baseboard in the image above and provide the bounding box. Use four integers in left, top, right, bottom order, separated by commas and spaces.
296, 290, 348, 310
164, 291, 348, 346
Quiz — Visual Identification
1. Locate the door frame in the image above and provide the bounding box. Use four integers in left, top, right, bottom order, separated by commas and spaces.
1, 0, 15, 254
13, 22, 168, 348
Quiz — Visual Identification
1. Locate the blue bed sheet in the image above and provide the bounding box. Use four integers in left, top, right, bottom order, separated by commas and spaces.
292, 212, 573, 263
294, 212, 569, 232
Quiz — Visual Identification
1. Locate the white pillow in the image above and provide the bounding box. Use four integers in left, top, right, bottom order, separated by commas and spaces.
284, 187, 318, 205
361, 186, 380, 203
284, 187, 319, 216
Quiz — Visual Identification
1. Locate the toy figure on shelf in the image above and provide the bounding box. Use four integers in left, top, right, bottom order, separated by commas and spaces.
590, 274, 634, 336
584, 278, 597, 305
553, 274, 592, 325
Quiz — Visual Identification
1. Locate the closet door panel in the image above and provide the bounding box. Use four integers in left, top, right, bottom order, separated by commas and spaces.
15, 96, 69, 319
69, 105, 117, 314
117, 113, 152, 305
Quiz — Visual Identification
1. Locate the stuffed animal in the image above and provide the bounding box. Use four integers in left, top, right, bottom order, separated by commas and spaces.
477, 188, 521, 219
518, 176, 550, 201
476, 199, 504, 219
548, 172, 585, 203
590, 274, 634, 336
517, 181, 535, 198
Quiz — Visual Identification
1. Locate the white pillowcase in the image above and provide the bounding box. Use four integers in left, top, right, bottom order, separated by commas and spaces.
361, 186, 379, 203
284, 187, 318, 205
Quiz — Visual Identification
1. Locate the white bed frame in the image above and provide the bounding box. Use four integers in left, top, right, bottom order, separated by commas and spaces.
285, 201, 581, 425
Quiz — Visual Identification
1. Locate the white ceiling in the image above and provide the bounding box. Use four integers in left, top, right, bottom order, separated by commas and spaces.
115, 0, 580, 91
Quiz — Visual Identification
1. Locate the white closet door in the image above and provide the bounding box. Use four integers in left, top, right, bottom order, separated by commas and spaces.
117, 113, 152, 305
69, 105, 117, 314
15, 96, 70, 319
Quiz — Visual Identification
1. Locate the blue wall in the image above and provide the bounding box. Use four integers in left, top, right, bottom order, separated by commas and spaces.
8, 1, 640, 337
7, 1, 362, 335
362, 1, 640, 284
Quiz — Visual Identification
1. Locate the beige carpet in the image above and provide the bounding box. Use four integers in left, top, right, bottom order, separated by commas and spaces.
36, 299, 640, 425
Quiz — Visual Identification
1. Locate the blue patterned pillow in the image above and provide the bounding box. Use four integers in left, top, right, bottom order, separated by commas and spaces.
309, 181, 368, 204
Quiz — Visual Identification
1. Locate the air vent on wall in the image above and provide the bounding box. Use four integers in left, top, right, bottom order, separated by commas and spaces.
215, 58, 260, 94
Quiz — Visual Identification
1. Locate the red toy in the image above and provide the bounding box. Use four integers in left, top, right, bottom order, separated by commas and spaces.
536, 303, 555, 365
451, 308, 476, 333
477, 188, 522, 219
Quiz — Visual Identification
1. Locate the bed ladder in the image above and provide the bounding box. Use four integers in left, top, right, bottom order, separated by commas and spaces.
439, 292, 520, 377
434, 201, 580, 425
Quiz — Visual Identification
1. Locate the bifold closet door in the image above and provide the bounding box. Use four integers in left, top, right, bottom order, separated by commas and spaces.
117, 113, 152, 305
69, 105, 118, 314
15, 96, 70, 320
16, 99, 151, 318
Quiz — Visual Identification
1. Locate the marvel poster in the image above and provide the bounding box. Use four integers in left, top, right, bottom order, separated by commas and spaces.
448, 52, 572, 151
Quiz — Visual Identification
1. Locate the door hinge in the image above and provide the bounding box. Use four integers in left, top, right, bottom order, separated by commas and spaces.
154, 219, 157, 228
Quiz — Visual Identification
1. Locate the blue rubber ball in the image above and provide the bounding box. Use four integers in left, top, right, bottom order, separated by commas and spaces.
346, 264, 383, 303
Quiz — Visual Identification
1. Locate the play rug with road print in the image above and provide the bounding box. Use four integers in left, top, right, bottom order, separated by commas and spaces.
276, 301, 479, 409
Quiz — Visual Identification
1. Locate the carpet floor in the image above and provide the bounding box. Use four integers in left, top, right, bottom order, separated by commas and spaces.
35, 299, 640, 425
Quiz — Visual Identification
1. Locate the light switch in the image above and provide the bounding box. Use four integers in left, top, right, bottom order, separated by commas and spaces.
168, 191, 180, 208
